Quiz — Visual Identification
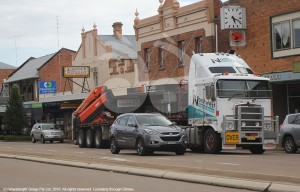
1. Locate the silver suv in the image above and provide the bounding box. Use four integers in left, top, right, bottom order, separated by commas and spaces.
279, 113, 300, 153
110, 113, 186, 156
31, 123, 64, 143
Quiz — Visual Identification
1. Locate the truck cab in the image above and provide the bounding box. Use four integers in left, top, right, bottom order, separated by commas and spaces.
186, 52, 279, 154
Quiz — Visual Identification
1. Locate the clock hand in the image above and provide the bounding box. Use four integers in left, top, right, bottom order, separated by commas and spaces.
231, 16, 236, 24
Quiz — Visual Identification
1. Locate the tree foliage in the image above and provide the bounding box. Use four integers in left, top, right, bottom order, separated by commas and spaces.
4, 85, 27, 134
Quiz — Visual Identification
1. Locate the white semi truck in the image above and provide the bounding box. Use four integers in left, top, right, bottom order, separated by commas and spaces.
186, 51, 279, 154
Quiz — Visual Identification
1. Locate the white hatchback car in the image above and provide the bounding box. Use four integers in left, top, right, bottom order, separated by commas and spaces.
31, 123, 64, 143
279, 113, 300, 153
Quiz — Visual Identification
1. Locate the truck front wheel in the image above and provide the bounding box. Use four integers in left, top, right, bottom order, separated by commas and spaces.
204, 129, 221, 154
78, 130, 86, 148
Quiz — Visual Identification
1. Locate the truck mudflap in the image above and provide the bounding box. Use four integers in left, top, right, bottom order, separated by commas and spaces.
221, 106, 279, 150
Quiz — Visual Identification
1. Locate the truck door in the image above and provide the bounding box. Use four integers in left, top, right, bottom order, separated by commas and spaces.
125, 115, 138, 148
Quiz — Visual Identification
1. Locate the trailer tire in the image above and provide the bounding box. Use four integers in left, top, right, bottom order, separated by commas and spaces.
249, 145, 265, 154
86, 129, 94, 148
78, 130, 86, 148
204, 129, 221, 154
95, 129, 103, 149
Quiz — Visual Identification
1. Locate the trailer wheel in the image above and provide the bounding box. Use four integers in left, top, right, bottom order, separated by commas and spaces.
95, 129, 103, 149
204, 129, 221, 154
78, 130, 86, 148
249, 145, 265, 154
86, 129, 94, 148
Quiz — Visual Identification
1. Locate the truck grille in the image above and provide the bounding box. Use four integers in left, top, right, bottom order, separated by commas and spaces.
237, 105, 263, 132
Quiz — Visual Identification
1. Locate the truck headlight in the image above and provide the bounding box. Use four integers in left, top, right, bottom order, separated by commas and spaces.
226, 122, 234, 130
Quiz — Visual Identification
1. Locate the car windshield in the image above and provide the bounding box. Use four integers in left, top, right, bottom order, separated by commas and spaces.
136, 115, 172, 126
42, 124, 59, 130
217, 80, 272, 99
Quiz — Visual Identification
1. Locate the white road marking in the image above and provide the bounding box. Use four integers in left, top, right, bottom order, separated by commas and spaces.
101, 157, 128, 162
46, 150, 57, 152
153, 157, 173, 160
216, 162, 240, 166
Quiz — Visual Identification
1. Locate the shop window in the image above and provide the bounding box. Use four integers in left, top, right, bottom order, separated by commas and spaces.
178, 40, 185, 66
271, 11, 300, 58
273, 21, 291, 51
158, 45, 165, 70
195, 37, 203, 53
144, 48, 151, 71
293, 19, 300, 48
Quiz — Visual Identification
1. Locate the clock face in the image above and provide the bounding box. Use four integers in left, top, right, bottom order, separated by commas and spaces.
224, 8, 243, 29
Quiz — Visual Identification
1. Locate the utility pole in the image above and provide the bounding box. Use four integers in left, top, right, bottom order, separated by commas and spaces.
8, 35, 22, 66
56, 15, 60, 50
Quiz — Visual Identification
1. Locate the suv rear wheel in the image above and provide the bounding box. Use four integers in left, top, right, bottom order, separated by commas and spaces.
283, 136, 297, 153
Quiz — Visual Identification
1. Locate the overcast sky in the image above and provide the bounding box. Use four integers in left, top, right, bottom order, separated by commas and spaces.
0, 0, 218, 67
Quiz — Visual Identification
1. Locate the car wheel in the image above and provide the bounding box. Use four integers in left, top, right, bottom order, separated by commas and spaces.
175, 147, 186, 155
95, 129, 103, 149
50, 141, 53, 144
41, 135, 45, 143
283, 136, 297, 153
31, 135, 36, 143
204, 129, 221, 154
110, 137, 120, 154
136, 138, 147, 156
78, 130, 86, 148
86, 129, 94, 148
249, 145, 265, 154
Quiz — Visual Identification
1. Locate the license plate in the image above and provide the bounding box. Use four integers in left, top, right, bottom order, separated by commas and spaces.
247, 136, 256, 141
225, 132, 239, 144
167, 141, 177, 144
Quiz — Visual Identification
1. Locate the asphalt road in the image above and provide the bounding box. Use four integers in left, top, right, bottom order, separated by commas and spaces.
0, 141, 299, 184
0, 158, 253, 192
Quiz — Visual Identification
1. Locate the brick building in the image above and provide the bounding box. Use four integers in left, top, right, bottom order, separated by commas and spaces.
5, 48, 76, 133
0, 62, 16, 133
132, 0, 228, 122
224, 0, 300, 122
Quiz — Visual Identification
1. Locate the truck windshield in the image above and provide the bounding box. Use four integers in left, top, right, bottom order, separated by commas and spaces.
217, 80, 271, 99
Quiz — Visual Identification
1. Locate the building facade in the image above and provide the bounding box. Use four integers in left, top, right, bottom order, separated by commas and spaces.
5, 48, 76, 134
132, 0, 228, 123
224, 0, 300, 123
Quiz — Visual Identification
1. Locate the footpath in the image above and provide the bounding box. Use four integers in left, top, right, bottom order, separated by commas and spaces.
0, 153, 300, 192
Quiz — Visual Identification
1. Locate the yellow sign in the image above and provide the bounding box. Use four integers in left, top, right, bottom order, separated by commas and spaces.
62, 66, 90, 78
293, 62, 300, 73
225, 132, 239, 144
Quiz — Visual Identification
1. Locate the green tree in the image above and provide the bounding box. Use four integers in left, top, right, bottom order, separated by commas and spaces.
4, 85, 27, 135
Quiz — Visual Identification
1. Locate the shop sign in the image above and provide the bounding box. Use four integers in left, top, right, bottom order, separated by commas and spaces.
262, 74, 282, 81
32, 102, 43, 109
39, 81, 56, 94
117, 99, 140, 108
293, 62, 300, 73
144, 85, 156, 93
62, 66, 90, 78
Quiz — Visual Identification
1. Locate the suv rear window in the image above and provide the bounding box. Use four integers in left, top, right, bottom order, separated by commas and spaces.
288, 114, 300, 124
